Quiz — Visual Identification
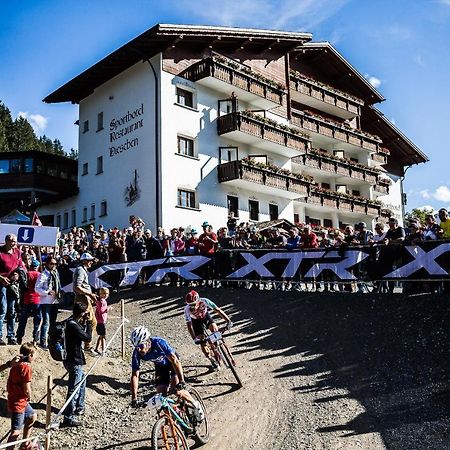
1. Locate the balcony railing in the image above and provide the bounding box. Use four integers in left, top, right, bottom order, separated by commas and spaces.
218, 112, 310, 154
181, 56, 285, 106
301, 189, 381, 216
371, 153, 387, 164
218, 160, 311, 196
291, 112, 383, 153
292, 152, 379, 184
290, 72, 364, 118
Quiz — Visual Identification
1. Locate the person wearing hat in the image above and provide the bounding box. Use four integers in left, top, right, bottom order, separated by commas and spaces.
404, 221, 424, 245
143, 229, 164, 260
16, 260, 41, 345
383, 217, 405, 245
185, 229, 199, 255
72, 253, 98, 355
198, 223, 218, 256
355, 222, 374, 245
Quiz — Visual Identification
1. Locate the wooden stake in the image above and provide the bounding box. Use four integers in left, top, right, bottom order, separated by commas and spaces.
45, 375, 52, 450
121, 299, 125, 359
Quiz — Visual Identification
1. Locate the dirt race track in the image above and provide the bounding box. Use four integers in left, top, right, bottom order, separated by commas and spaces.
1, 286, 450, 449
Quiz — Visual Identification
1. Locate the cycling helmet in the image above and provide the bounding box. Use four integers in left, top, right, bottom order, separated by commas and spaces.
185, 290, 199, 304
130, 326, 151, 347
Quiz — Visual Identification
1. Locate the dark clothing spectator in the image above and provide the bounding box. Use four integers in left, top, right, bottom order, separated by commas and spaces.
126, 237, 147, 262
144, 235, 164, 259
227, 216, 237, 237
384, 226, 406, 243
185, 234, 200, 255
286, 235, 301, 250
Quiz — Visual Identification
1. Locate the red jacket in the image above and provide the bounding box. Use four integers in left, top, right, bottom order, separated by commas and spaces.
23, 270, 40, 305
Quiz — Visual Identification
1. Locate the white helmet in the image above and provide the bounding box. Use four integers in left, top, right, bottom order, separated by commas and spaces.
130, 326, 151, 347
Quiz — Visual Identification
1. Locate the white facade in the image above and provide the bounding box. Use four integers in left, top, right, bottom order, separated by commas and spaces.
39, 53, 403, 232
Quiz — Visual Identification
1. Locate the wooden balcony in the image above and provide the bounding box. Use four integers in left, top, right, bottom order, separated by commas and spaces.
181, 57, 284, 109
292, 152, 380, 185
300, 190, 381, 216
373, 177, 391, 195
290, 73, 364, 119
217, 112, 310, 157
371, 153, 387, 166
290, 112, 383, 154
218, 160, 311, 199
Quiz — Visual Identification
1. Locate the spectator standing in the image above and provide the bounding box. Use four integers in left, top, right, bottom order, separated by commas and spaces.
423, 214, 443, 240
373, 223, 386, 243
185, 230, 200, 255
226, 213, 237, 237
384, 217, 405, 244
266, 228, 287, 248
62, 302, 93, 427
217, 227, 234, 250
126, 230, 147, 262
286, 227, 301, 250
35, 257, 61, 350
438, 208, 450, 239
404, 222, 424, 245
16, 260, 41, 346
198, 222, 218, 256
164, 228, 185, 256
300, 226, 319, 249
0, 234, 25, 345
94, 287, 112, 355
72, 253, 97, 354
143, 230, 164, 259
6, 342, 38, 447
355, 222, 374, 245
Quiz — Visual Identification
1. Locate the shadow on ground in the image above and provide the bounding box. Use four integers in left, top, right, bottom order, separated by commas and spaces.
126, 285, 450, 450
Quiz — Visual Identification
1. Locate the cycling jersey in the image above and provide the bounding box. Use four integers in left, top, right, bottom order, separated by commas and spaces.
184, 297, 218, 322
131, 337, 175, 371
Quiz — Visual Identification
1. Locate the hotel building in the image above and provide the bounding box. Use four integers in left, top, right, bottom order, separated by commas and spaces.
38, 24, 428, 231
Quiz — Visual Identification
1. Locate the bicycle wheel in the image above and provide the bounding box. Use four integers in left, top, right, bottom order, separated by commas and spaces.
151, 416, 190, 450
218, 341, 243, 388
186, 387, 210, 445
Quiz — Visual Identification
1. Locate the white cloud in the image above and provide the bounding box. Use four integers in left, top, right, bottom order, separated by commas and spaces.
414, 54, 425, 68
438, 0, 450, 5
420, 186, 450, 202
178, 0, 350, 31
434, 186, 450, 202
416, 205, 435, 212
18, 111, 48, 134
364, 74, 381, 89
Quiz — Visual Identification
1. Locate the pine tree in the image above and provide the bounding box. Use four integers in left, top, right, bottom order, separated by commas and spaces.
52, 138, 65, 156
68, 148, 79, 159
9, 116, 38, 151
0, 101, 13, 151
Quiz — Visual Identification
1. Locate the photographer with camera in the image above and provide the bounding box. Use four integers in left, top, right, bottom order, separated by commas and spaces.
62, 302, 93, 428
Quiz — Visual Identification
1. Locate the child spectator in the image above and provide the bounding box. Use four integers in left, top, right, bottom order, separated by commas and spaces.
94, 287, 112, 355
6, 342, 38, 449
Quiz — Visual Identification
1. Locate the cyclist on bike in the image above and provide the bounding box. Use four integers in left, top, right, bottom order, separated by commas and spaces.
184, 290, 232, 370
129, 326, 204, 421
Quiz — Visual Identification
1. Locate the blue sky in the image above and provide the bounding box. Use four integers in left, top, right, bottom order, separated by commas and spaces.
1, 0, 449, 211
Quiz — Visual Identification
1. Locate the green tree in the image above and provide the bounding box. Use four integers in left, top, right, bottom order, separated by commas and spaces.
38, 135, 54, 153
405, 207, 435, 224
52, 138, 65, 156
9, 116, 38, 151
68, 147, 78, 159
0, 101, 13, 151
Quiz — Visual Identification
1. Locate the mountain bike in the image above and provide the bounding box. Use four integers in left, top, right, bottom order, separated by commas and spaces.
148, 387, 209, 449
199, 325, 243, 388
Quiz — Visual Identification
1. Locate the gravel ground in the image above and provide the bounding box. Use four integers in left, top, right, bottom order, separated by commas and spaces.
0, 287, 449, 449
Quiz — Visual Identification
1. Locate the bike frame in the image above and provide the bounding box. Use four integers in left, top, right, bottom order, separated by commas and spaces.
153, 395, 194, 435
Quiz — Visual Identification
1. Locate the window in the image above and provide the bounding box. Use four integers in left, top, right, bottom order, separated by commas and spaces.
336, 184, 347, 194
176, 87, 194, 108
269, 204, 279, 221
177, 136, 195, 157
90, 204, 95, 221
333, 150, 345, 159
96, 156, 103, 174
352, 190, 361, 197
71, 209, 76, 227
24, 159, 33, 173
177, 189, 196, 209
82, 163, 88, 176
323, 219, 333, 228
350, 157, 358, 163
249, 200, 259, 221
249, 155, 267, 165
309, 218, 321, 226
83, 120, 89, 133
97, 112, 104, 131
294, 213, 300, 224
321, 182, 331, 190
82, 207, 87, 223
100, 200, 107, 217
10, 159, 20, 173
227, 195, 239, 218
55, 214, 61, 229
0, 160, 9, 174
63, 212, 69, 230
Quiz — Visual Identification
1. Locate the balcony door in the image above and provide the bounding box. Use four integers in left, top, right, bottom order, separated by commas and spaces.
227, 195, 239, 218
269, 204, 279, 221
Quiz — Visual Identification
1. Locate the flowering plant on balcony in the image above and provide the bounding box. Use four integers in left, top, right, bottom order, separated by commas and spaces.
307, 148, 379, 174
297, 109, 382, 142
311, 185, 381, 205
241, 157, 313, 182
290, 70, 364, 104
378, 147, 391, 156
241, 110, 311, 139
377, 176, 393, 186
212, 55, 286, 91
